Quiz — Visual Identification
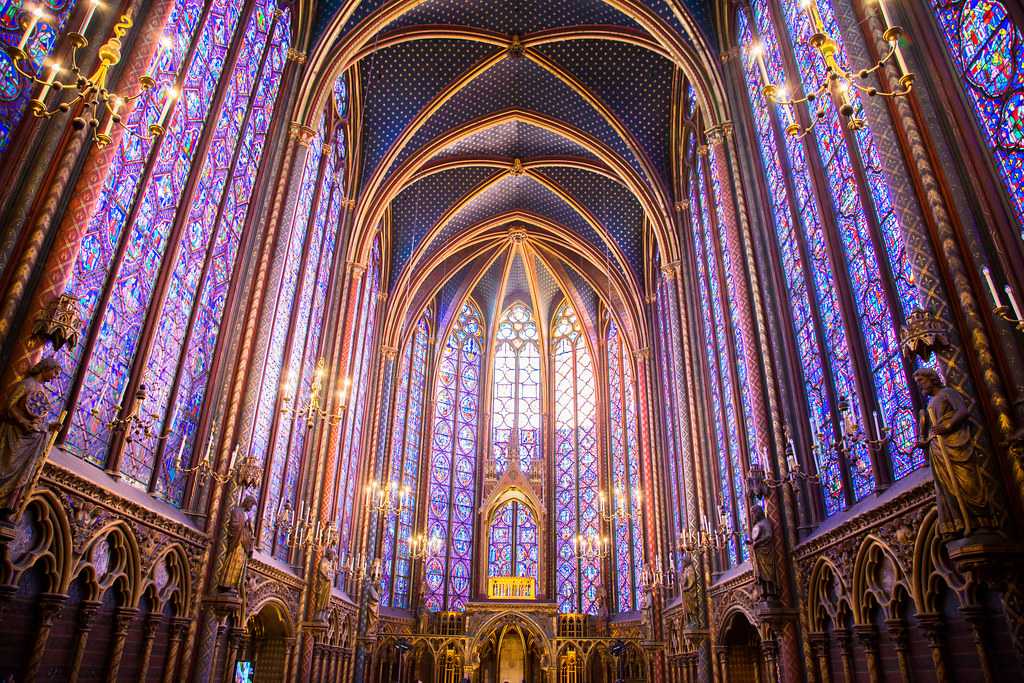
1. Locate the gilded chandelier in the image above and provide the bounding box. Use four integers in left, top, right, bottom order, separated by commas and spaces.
748, 0, 913, 139
6, 3, 178, 148
280, 358, 350, 428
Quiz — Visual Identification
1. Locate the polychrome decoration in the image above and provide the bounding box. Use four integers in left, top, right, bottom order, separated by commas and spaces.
552, 303, 600, 615
607, 320, 643, 612
50, 0, 290, 504
381, 313, 431, 609
931, 0, 1024, 228
0, 0, 79, 151
491, 302, 541, 474
424, 301, 483, 612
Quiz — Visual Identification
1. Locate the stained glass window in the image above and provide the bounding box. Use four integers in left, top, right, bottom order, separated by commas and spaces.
775, 0, 920, 479
381, 313, 430, 609
734, 0, 924, 514
931, 0, 1024, 229
655, 277, 691, 540
607, 320, 643, 612
0, 0, 79, 151
424, 301, 483, 612
491, 302, 541, 475
487, 499, 538, 582
552, 302, 600, 615
51, 0, 292, 506
338, 237, 380, 569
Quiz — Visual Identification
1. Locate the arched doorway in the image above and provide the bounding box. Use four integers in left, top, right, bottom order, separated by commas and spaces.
720, 612, 765, 683
244, 601, 293, 682
473, 619, 549, 683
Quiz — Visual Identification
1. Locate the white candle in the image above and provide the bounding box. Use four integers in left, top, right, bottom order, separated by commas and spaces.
36, 60, 61, 104
116, 381, 127, 407
157, 86, 178, 129
78, 0, 100, 37
872, 410, 882, 440
1006, 285, 1024, 321
18, 7, 44, 52
101, 96, 122, 138
176, 437, 186, 468
876, 0, 894, 30
982, 267, 1003, 307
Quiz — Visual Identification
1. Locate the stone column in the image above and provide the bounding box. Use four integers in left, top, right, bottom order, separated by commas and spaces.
163, 617, 191, 683
24, 592, 65, 681
853, 625, 880, 683
917, 613, 947, 681
105, 606, 138, 683
834, 628, 854, 683
67, 600, 101, 683
137, 613, 164, 682
884, 618, 912, 682
808, 632, 831, 683
283, 636, 297, 683
962, 605, 994, 682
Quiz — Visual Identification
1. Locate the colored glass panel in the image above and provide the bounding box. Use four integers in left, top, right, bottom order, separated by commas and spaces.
931, 1, 1024, 228
607, 321, 642, 611
49, 0, 204, 439
553, 303, 600, 615
491, 302, 541, 474
382, 314, 430, 609
61, 0, 245, 474
775, 0, 920, 479
425, 301, 483, 612
737, 8, 857, 514
487, 500, 538, 583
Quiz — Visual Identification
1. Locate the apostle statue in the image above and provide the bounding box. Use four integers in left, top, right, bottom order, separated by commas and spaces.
747, 504, 779, 603
914, 368, 1004, 540
678, 550, 701, 627
0, 358, 62, 519
218, 494, 257, 594
312, 548, 336, 621
364, 558, 383, 635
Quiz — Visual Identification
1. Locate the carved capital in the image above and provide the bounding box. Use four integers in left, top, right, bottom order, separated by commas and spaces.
704, 122, 733, 146
286, 48, 306, 63
674, 199, 690, 213
661, 261, 681, 279
289, 122, 316, 145
382, 346, 399, 360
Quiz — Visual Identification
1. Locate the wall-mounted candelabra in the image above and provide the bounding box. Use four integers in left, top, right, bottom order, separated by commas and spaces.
747, 0, 913, 139
639, 554, 676, 592
92, 382, 169, 445
571, 531, 611, 561
176, 435, 261, 490
406, 531, 442, 561
365, 479, 412, 517
982, 267, 1024, 334
597, 485, 641, 523
820, 395, 891, 466
275, 499, 338, 552
280, 359, 350, 429
748, 434, 820, 495
678, 506, 735, 554
6, 4, 177, 148
338, 549, 381, 583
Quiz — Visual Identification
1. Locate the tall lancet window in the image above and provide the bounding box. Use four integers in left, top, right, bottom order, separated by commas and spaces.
606, 320, 643, 612
48, 0, 290, 505
491, 302, 541, 474
381, 312, 431, 609
737, 0, 923, 515
424, 301, 483, 612
552, 302, 600, 615
0, 0, 80, 151
929, 1, 1024, 227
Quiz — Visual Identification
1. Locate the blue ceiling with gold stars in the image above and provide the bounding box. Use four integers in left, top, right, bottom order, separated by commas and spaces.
312, 0, 714, 312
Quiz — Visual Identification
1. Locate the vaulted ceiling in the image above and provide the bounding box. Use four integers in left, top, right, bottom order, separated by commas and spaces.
303, 1, 722, 349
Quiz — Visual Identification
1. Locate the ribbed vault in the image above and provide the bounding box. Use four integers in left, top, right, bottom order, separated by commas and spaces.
299, 0, 723, 352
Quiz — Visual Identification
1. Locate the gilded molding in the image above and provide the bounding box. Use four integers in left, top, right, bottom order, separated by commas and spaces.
289, 122, 316, 145
286, 48, 307, 63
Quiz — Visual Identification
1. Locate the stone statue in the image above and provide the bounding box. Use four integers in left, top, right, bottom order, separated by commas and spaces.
679, 551, 700, 627
747, 504, 779, 603
416, 600, 430, 634
914, 368, 1004, 540
312, 548, 335, 621
0, 358, 62, 518
365, 558, 383, 634
640, 586, 654, 637
218, 494, 256, 593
